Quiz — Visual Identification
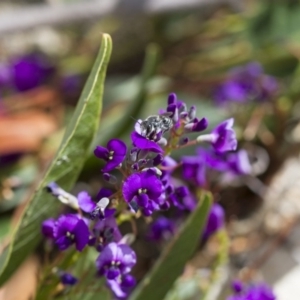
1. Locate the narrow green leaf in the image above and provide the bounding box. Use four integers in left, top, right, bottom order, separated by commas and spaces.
81, 43, 160, 176
129, 193, 212, 300
95, 43, 159, 144
0, 34, 112, 286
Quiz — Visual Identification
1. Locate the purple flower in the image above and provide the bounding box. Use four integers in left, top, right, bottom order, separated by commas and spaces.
60, 272, 78, 286
227, 281, 276, 300
214, 80, 248, 104
94, 139, 127, 172
55, 214, 89, 251
148, 217, 175, 241
96, 242, 136, 280
91, 216, 122, 251
168, 186, 196, 211
11, 53, 54, 92
204, 118, 237, 153
214, 62, 277, 105
181, 154, 206, 186
122, 170, 163, 215
77, 190, 115, 220
131, 132, 163, 153
203, 203, 224, 239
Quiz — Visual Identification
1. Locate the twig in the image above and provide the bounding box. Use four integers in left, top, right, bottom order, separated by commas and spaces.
0, 0, 244, 36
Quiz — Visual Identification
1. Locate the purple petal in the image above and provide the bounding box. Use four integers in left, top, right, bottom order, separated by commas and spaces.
131, 132, 163, 153
107, 279, 127, 299
168, 93, 177, 105
55, 214, 79, 238
77, 191, 96, 213
60, 272, 78, 285
97, 242, 120, 271
212, 118, 237, 153
107, 139, 127, 156
192, 117, 208, 132
107, 268, 121, 280
102, 139, 127, 172
97, 188, 113, 200
122, 173, 142, 203
41, 218, 56, 239
140, 171, 163, 200
119, 244, 137, 272
203, 203, 224, 239
56, 236, 72, 251
137, 194, 149, 207
73, 219, 90, 251
94, 146, 109, 160
121, 274, 136, 288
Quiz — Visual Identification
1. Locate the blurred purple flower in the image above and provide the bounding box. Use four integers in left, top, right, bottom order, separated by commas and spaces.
94, 139, 127, 172
11, 53, 54, 92
54, 214, 89, 251
91, 216, 122, 251
60, 272, 78, 286
210, 118, 237, 153
203, 203, 224, 239
148, 216, 175, 241
227, 281, 276, 300
214, 62, 278, 105
181, 152, 206, 186
96, 242, 136, 280
168, 186, 196, 211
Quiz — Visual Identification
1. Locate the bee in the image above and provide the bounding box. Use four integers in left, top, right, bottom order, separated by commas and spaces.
140, 114, 173, 140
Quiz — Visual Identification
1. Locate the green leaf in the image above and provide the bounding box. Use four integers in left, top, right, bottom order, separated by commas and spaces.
129, 192, 212, 300
0, 34, 112, 286
81, 43, 160, 176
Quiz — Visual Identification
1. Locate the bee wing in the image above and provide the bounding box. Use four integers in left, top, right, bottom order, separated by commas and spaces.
96, 197, 110, 211
161, 112, 173, 117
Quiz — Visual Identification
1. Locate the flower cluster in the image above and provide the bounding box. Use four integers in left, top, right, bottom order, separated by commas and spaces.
214, 62, 278, 105
227, 280, 276, 300
41, 93, 250, 298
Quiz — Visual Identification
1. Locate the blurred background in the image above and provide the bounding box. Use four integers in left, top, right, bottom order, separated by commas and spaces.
1, 0, 300, 299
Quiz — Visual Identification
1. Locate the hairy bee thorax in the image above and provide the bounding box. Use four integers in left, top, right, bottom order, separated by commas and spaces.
140, 114, 173, 140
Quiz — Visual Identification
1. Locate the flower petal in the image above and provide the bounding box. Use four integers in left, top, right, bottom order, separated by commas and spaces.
41, 218, 56, 239
107, 279, 127, 299
55, 236, 72, 251
73, 219, 90, 251
77, 191, 96, 213
131, 132, 163, 153
55, 214, 79, 238
94, 146, 109, 160
122, 173, 142, 203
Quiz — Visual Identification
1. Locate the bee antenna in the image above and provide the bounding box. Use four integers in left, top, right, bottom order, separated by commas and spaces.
130, 116, 141, 124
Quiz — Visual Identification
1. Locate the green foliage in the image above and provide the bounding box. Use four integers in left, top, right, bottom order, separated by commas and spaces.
249, 0, 300, 46
129, 193, 212, 300
0, 34, 112, 286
